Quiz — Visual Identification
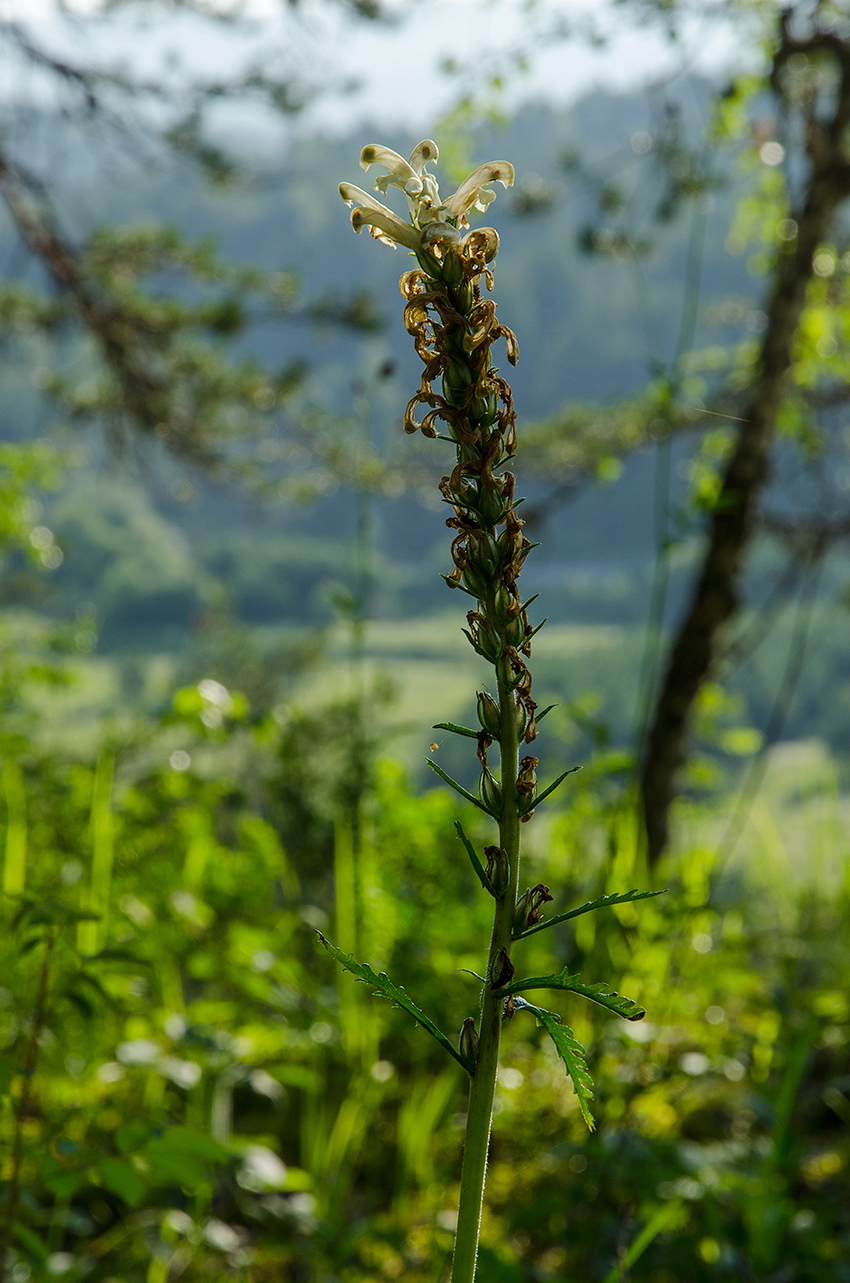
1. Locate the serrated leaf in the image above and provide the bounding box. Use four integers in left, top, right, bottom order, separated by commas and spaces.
317, 934, 471, 1072
426, 759, 491, 815
454, 821, 495, 896
502, 968, 646, 1021
515, 888, 667, 940
513, 996, 595, 1130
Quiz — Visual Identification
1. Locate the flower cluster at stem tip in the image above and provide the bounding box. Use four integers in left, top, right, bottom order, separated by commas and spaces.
340, 142, 542, 802
339, 140, 514, 256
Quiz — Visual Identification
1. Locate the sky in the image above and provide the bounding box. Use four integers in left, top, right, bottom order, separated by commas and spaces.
0, 0, 754, 147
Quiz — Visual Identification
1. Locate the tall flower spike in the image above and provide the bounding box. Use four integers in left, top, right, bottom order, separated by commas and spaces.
339, 140, 534, 1283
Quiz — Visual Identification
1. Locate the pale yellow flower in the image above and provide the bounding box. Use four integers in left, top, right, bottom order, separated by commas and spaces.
339, 140, 514, 252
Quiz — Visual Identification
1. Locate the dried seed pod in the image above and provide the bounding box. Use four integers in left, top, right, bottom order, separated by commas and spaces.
512, 884, 553, 934
490, 947, 515, 990
484, 846, 509, 897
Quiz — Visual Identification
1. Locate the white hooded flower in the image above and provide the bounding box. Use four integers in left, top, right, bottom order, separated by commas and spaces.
338, 181, 422, 249
339, 140, 514, 252
442, 162, 515, 221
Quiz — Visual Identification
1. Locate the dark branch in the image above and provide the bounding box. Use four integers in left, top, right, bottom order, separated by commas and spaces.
640, 13, 850, 864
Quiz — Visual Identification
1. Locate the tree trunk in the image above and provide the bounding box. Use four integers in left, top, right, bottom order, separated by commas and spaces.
641, 17, 850, 864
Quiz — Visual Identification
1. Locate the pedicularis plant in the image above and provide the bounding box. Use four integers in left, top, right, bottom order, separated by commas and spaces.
323, 140, 661, 1283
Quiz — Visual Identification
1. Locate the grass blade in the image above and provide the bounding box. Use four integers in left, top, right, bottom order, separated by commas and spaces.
601, 1200, 684, 1283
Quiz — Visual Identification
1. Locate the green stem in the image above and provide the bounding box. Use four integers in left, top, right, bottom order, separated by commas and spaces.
450, 671, 520, 1283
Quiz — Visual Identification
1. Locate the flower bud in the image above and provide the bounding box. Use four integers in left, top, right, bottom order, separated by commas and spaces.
479, 768, 503, 817
477, 691, 501, 739
515, 700, 528, 740
461, 563, 487, 598
493, 582, 518, 622
478, 484, 507, 527
505, 614, 526, 648
442, 356, 473, 406
468, 532, 500, 575
484, 845, 509, 897
459, 1016, 479, 1066
456, 281, 475, 313
496, 652, 521, 688
476, 625, 501, 663
439, 245, 466, 288
470, 391, 498, 427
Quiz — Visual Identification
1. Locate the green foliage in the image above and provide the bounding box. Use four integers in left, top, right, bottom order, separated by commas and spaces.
0, 705, 847, 1280
512, 996, 596, 1131
316, 934, 472, 1072
503, 967, 647, 1022
515, 888, 667, 941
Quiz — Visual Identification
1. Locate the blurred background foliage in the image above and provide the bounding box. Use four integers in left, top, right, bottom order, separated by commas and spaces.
1, 0, 849, 1280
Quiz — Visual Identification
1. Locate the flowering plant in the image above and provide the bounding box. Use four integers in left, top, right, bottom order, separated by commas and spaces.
326, 140, 659, 1283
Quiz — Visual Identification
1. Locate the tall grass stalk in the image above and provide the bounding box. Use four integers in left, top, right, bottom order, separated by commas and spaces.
330, 140, 657, 1281
2, 760, 27, 897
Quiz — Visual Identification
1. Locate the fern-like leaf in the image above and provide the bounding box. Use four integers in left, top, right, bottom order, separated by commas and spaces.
513, 996, 595, 1130
503, 968, 646, 1021
515, 888, 667, 940
317, 934, 472, 1071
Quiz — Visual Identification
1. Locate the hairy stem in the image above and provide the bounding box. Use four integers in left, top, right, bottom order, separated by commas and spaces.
451, 675, 520, 1283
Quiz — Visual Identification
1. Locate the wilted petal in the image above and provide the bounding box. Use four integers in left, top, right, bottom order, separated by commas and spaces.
409, 140, 439, 173
463, 227, 500, 263
444, 161, 515, 220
